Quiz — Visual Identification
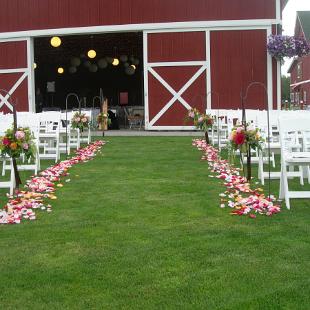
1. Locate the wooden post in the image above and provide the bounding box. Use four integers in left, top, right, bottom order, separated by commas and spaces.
101, 98, 108, 131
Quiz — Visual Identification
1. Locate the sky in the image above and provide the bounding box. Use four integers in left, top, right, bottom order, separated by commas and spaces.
282, 0, 310, 75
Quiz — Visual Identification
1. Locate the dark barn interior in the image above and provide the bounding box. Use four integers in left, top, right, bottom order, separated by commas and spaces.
34, 32, 143, 111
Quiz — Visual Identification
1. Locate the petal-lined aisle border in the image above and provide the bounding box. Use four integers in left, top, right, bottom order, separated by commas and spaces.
0, 140, 105, 225
193, 139, 281, 218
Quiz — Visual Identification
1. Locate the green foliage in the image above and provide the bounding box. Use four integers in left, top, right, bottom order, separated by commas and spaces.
281, 75, 291, 102
0, 137, 309, 309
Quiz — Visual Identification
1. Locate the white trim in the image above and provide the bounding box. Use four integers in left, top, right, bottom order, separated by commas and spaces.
290, 79, 310, 87
148, 61, 206, 67
0, 37, 30, 43
0, 68, 27, 74
27, 37, 35, 112
0, 72, 28, 110
143, 31, 149, 129
148, 126, 196, 130
266, 27, 273, 110
0, 19, 281, 40
277, 60, 281, 110
206, 30, 211, 110
148, 65, 207, 126
276, 0, 281, 21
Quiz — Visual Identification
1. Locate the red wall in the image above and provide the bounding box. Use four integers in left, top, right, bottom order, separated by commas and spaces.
0, 0, 276, 33
0, 41, 29, 112
147, 32, 206, 126
210, 30, 268, 109
148, 32, 206, 62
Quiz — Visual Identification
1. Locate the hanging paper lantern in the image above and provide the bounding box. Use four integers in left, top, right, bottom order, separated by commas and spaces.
97, 58, 108, 69
87, 49, 96, 59
57, 67, 64, 74
50, 36, 61, 47
132, 58, 140, 65
70, 57, 81, 67
125, 66, 135, 75
120, 55, 128, 62
106, 57, 113, 64
83, 60, 91, 68
112, 58, 120, 66
69, 66, 77, 74
89, 64, 98, 72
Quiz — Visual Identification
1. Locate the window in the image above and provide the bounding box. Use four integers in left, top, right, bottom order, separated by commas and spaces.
290, 93, 295, 102
297, 62, 302, 79
304, 91, 307, 104
295, 92, 300, 103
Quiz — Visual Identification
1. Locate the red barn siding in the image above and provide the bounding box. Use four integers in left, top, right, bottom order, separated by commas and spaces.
0, 41, 29, 112
148, 32, 206, 62
147, 31, 207, 127
0, 0, 276, 33
210, 30, 268, 109
0, 41, 27, 69
0, 73, 29, 112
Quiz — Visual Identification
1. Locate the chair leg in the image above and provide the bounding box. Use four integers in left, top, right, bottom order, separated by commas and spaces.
2, 160, 6, 176
299, 166, 304, 186
258, 152, 264, 185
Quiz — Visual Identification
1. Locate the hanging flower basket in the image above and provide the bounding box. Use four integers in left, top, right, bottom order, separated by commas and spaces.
0, 126, 36, 159
267, 35, 310, 60
186, 108, 214, 144
228, 124, 264, 181
71, 112, 90, 132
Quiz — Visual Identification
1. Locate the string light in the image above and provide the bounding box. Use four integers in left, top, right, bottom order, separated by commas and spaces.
57, 67, 64, 74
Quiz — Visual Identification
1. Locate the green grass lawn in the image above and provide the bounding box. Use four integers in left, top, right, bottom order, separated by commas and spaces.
0, 137, 309, 309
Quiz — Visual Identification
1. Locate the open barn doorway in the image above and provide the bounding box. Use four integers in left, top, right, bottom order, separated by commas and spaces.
34, 32, 144, 129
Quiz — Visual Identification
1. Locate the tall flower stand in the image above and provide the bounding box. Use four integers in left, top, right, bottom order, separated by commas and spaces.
205, 131, 210, 144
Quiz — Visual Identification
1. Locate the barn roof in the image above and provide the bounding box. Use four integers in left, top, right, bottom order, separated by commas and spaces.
297, 11, 310, 41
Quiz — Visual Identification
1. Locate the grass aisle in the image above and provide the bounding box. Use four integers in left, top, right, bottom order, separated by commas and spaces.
0, 137, 309, 309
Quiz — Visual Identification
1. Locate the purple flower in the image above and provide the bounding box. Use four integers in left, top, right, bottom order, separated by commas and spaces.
267, 35, 310, 59
22, 143, 29, 150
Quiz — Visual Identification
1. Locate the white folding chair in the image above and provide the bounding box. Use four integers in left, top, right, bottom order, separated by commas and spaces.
37, 112, 61, 162
279, 116, 310, 209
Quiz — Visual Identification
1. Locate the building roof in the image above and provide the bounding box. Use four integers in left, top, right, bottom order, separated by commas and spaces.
297, 11, 310, 41
282, 0, 289, 10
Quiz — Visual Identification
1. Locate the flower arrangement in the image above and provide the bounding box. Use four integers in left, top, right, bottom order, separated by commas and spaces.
71, 112, 89, 132
187, 108, 214, 130
229, 123, 264, 181
229, 124, 264, 154
267, 35, 310, 60
187, 108, 214, 143
295, 37, 310, 57
0, 127, 36, 159
97, 112, 111, 126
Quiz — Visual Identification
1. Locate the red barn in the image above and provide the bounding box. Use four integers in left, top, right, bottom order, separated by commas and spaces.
288, 11, 310, 109
0, 0, 286, 130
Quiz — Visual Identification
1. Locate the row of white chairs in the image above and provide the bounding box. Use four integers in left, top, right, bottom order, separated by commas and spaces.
205, 109, 310, 209
0, 110, 92, 195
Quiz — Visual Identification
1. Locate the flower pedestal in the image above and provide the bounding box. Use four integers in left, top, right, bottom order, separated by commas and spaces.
205, 131, 210, 144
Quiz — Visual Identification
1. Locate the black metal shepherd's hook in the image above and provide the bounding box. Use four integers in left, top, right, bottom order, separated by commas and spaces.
0, 88, 22, 189
65, 93, 81, 155
242, 81, 271, 199
206, 91, 220, 147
